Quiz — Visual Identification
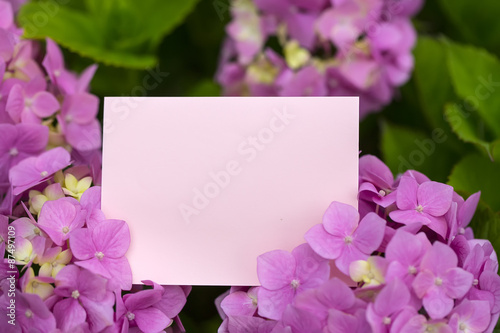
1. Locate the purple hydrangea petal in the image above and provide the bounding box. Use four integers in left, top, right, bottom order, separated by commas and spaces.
395, 176, 419, 210
352, 212, 385, 254
92, 219, 130, 258
417, 182, 453, 217
257, 249, 296, 290
322, 201, 359, 236
305, 223, 344, 259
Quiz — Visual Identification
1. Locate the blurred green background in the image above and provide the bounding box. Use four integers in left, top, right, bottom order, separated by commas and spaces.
16, 0, 500, 331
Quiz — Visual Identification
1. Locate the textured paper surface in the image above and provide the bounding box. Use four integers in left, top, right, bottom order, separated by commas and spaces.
101, 97, 359, 285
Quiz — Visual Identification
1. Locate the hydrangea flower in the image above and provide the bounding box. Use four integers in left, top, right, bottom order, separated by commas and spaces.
0, 7, 190, 332
305, 201, 386, 274
0, 123, 48, 184
9, 147, 71, 196
217, 0, 423, 117
412, 241, 474, 319
256, 243, 330, 320
69, 219, 132, 290
53, 265, 114, 332
114, 289, 172, 333
6, 76, 59, 123
219, 155, 499, 332
389, 176, 454, 238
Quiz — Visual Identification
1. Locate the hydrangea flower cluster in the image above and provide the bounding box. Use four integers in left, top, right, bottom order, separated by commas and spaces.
216, 0, 423, 118
216, 155, 500, 333
0, 163, 189, 332
0, 0, 101, 204
0, 2, 189, 331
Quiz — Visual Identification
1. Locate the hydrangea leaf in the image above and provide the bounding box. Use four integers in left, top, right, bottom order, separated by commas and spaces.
187, 80, 221, 97
380, 122, 460, 182
448, 154, 500, 212
444, 103, 494, 159
445, 41, 500, 137
438, 0, 500, 55
413, 38, 453, 132
466, 199, 500, 257
413, 37, 463, 154
17, 0, 200, 69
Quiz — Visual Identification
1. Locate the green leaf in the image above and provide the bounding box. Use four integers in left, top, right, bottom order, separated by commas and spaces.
446, 41, 500, 137
381, 122, 459, 182
186, 80, 221, 97
444, 103, 494, 159
467, 199, 500, 257
17, 0, 200, 68
412, 36, 463, 154
448, 154, 500, 212
438, 0, 500, 54
414, 38, 452, 129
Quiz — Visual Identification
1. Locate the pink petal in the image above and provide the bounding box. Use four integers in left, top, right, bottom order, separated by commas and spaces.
451, 300, 490, 332
374, 279, 410, 316
386, 261, 412, 284
281, 304, 322, 332
443, 267, 473, 299
412, 270, 435, 298
336, 244, 368, 275
369, 22, 402, 51
315, 277, 356, 311
69, 228, 96, 260
422, 287, 453, 319
76, 64, 98, 93
15, 124, 49, 154
396, 176, 419, 210
30, 91, 59, 118
322, 201, 359, 236
63, 92, 99, 123
134, 307, 171, 333
101, 256, 132, 291
6, 83, 24, 123
292, 243, 330, 288
54, 264, 79, 290
418, 182, 453, 216
304, 224, 344, 259
53, 298, 86, 332
458, 192, 480, 228
38, 199, 78, 246
420, 242, 457, 274
0, 29, 14, 62
75, 257, 111, 280
154, 286, 187, 318
63, 119, 102, 151
359, 154, 394, 189
285, 12, 317, 49
80, 186, 101, 210
257, 287, 295, 321
92, 219, 130, 258
389, 209, 431, 225
340, 59, 379, 90
42, 38, 64, 81
0, 1, 13, 29
78, 267, 108, 301
80, 293, 114, 332
257, 250, 296, 290
124, 289, 163, 311
0, 123, 16, 153
426, 215, 448, 239
353, 212, 386, 254
386, 230, 430, 264
327, 308, 359, 333
479, 271, 500, 313
221, 291, 257, 317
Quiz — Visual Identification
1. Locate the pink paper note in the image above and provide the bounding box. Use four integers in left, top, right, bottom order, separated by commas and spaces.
101, 97, 358, 286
